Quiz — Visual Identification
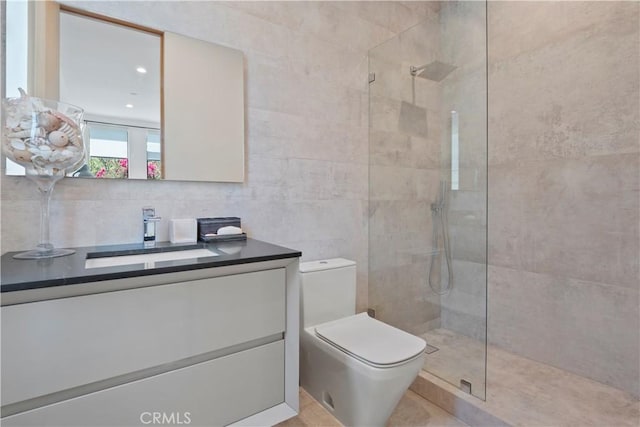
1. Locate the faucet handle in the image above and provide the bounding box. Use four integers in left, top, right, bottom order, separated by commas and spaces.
142, 207, 158, 220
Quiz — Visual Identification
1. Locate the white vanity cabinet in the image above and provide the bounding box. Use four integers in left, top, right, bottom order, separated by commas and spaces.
1, 257, 300, 427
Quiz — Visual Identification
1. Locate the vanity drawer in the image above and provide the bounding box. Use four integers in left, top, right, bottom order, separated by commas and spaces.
2, 340, 285, 427
1, 268, 285, 406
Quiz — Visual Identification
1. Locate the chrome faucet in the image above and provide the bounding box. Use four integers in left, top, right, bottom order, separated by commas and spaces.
142, 207, 161, 248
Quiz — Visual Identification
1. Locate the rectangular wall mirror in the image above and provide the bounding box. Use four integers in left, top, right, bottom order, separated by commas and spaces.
3, 2, 245, 183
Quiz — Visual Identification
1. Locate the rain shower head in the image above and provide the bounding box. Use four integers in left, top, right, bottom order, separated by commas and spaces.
410, 60, 457, 82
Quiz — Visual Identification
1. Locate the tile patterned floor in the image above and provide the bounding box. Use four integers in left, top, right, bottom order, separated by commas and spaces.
276, 388, 467, 427
420, 328, 640, 427
422, 329, 486, 399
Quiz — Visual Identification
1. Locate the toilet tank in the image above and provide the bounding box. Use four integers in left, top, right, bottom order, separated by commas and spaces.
299, 258, 356, 328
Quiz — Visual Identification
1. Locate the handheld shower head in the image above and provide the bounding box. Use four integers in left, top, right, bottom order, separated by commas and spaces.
431, 180, 449, 212
428, 179, 453, 295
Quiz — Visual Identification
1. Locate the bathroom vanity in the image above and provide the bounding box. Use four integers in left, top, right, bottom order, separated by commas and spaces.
0, 239, 301, 427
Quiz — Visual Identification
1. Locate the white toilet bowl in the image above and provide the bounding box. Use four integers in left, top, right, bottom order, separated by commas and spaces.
299, 259, 426, 427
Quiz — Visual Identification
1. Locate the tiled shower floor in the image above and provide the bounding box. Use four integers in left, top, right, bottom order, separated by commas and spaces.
422, 328, 487, 398
420, 328, 640, 426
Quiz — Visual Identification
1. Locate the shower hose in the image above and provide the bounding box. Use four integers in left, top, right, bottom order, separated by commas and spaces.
428, 200, 453, 295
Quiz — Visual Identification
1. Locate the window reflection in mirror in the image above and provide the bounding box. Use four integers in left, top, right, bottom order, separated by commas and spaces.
146, 131, 161, 180
71, 123, 161, 179
85, 124, 128, 179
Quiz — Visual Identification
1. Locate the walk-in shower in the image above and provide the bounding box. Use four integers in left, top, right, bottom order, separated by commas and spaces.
368, 0, 488, 400
369, 1, 639, 423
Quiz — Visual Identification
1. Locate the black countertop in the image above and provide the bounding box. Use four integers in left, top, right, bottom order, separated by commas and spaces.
1, 238, 301, 293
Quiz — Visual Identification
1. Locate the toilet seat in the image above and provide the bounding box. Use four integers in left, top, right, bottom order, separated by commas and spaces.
314, 313, 426, 368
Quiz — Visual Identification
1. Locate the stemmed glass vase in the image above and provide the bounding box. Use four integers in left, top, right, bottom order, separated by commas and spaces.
2, 89, 86, 259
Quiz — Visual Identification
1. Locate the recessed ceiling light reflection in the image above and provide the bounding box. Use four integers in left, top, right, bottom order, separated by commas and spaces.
125, 104, 134, 108
136, 67, 147, 74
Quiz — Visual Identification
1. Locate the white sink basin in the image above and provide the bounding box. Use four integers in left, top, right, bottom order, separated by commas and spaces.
85, 248, 218, 269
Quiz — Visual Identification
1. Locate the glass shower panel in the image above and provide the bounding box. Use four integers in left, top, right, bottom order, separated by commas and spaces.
368, 1, 487, 400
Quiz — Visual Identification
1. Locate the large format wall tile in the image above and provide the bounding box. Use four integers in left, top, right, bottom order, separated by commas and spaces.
370, 130, 441, 169
488, 1, 638, 64
489, 2, 639, 166
488, 1, 640, 397
489, 153, 639, 290
369, 261, 441, 336
489, 265, 640, 398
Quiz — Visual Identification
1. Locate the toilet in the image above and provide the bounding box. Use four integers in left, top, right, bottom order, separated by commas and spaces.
299, 258, 426, 427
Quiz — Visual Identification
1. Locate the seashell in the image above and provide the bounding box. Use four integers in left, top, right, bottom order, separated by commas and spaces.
28, 146, 52, 161
31, 155, 48, 168
8, 138, 22, 147
7, 129, 33, 138
48, 150, 61, 162
58, 122, 73, 135
12, 149, 32, 163
8, 127, 46, 139
37, 112, 61, 131
58, 123, 74, 135
6, 117, 21, 129
51, 111, 80, 130
19, 119, 33, 130
58, 122, 80, 136
10, 140, 26, 151
31, 136, 48, 146
57, 122, 82, 146
48, 130, 69, 147
51, 150, 69, 162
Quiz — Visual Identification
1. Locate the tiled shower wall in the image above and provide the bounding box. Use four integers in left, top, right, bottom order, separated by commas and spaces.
0, 1, 437, 312
488, 1, 639, 397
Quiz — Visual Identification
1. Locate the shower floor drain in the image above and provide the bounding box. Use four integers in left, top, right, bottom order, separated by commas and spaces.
425, 344, 440, 354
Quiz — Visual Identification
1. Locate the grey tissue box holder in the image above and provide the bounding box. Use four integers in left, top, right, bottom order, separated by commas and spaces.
197, 217, 245, 242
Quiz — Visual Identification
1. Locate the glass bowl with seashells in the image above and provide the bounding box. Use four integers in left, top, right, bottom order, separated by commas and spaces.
2, 89, 86, 259
3, 88, 85, 173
